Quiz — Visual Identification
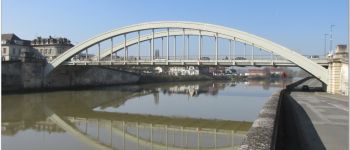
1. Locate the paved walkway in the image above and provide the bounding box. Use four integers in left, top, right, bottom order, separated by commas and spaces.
290, 78, 348, 150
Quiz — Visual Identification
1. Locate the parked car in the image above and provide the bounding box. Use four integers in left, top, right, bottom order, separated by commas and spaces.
309, 55, 320, 59
235, 57, 246, 60
200, 57, 210, 60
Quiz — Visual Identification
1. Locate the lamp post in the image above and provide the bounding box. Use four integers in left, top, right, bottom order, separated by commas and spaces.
329, 25, 335, 52
324, 33, 328, 55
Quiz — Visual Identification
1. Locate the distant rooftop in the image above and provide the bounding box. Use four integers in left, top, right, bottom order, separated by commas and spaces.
31, 36, 73, 46
1, 33, 31, 46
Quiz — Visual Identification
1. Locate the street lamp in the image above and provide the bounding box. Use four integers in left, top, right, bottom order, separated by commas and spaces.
329, 25, 335, 52
324, 33, 328, 55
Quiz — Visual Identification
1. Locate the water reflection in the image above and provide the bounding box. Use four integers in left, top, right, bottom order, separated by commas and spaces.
2, 80, 289, 150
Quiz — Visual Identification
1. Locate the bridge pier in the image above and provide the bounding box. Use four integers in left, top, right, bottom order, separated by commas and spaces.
327, 45, 348, 95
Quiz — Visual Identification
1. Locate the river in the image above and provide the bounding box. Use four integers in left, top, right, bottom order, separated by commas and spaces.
2, 79, 289, 150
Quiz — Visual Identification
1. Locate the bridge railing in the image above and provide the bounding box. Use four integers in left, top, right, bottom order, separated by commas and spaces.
69, 55, 290, 62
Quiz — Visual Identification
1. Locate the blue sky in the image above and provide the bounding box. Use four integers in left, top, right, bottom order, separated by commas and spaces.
2, 0, 348, 55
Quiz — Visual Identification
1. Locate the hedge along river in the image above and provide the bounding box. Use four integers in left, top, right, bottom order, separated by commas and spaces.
2, 79, 290, 150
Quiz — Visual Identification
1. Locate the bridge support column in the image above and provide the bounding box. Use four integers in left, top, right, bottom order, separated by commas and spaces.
149, 40, 152, 61
229, 39, 232, 60
152, 29, 154, 61
183, 29, 185, 60
244, 43, 246, 58
187, 35, 189, 59
270, 52, 274, 63
138, 31, 140, 60
198, 30, 202, 60
327, 45, 348, 95
98, 43, 100, 61
167, 28, 169, 60
161, 37, 164, 58
251, 44, 254, 60
174, 36, 176, 60
124, 34, 127, 61
110, 38, 113, 61
233, 38, 236, 59
85, 49, 88, 61
215, 33, 218, 61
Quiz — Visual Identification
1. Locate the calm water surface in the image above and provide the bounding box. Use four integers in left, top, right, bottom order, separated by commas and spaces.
2, 80, 288, 150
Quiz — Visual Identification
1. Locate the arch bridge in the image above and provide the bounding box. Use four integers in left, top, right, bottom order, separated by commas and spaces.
45, 21, 329, 84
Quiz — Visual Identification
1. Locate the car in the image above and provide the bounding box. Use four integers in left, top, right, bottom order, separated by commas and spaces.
200, 57, 210, 60
235, 57, 246, 60
309, 55, 320, 59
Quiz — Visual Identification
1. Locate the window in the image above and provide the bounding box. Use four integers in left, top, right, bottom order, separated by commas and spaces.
2, 48, 6, 54
12, 48, 15, 54
44, 49, 47, 54
49, 49, 52, 54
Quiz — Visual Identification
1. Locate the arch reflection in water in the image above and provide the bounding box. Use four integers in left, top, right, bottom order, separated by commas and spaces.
2, 80, 290, 150
52, 114, 249, 150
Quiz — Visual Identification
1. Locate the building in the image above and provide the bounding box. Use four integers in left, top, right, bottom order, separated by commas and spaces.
168, 66, 199, 76
31, 36, 73, 61
245, 68, 268, 78
154, 66, 164, 73
209, 67, 226, 76
1, 34, 33, 61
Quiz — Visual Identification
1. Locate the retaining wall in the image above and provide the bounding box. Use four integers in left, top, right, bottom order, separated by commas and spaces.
2, 62, 140, 92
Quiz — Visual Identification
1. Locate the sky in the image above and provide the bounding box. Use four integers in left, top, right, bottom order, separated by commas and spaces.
2, 0, 348, 55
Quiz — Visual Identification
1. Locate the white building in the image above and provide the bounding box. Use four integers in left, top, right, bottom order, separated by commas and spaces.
154, 66, 163, 73
1, 34, 42, 61
168, 66, 199, 76
31, 36, 73, 61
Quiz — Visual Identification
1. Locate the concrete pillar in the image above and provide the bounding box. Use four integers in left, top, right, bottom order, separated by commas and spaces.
229, 39, 232, 60
124, 34, 127, 61
110, 38, 113, 61
233, 38, 236, 59
198, 30, 202, 60
174, 36, 176, 60
187, 35, 189, 59
98, 43, 100, 61
85, 49, 88, 60
183, 29, 186, 60
138, 31, 140, 60
162, 37, 164, 58
215, 33, 218, 61
167, 28, 170, 60
328, 45, 348, 95
251, 44, 254, 60
152, 29, 154, 61
244, 43, 246, 58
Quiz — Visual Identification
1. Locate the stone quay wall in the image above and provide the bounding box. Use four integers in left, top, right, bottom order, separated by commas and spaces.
239, 77, 314, 150
2, 61, 140, 92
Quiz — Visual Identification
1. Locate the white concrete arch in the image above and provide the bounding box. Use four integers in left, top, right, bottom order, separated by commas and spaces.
46, 21, 328, 84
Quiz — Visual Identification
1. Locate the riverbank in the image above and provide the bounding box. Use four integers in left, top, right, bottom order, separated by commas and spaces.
2, 61, 140, 93
3, 61, 248, 93
138, 74, 245, 84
